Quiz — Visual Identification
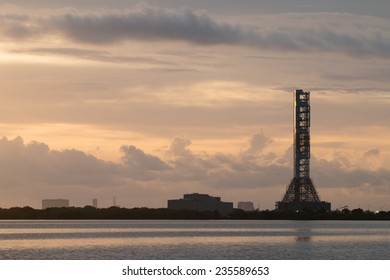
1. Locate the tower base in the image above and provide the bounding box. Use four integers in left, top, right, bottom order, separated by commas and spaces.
275, 201, 331, 212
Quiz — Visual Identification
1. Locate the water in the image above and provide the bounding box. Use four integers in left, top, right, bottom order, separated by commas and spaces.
0, 220, 389, 259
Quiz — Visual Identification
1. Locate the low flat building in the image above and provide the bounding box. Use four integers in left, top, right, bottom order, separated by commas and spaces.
168, 193, 233, 215
238, 201, 255, 211
42, 199, 69, 209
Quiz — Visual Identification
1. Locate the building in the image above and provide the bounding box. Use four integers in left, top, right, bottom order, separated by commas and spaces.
168, 193, 233, 215
238, 201, 255, 211
92, 198, 98, 208
42, 199, 69, 209
276, 90, 331, 212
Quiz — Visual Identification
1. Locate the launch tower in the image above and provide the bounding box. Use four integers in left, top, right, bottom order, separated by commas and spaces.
276, 90, 330, 212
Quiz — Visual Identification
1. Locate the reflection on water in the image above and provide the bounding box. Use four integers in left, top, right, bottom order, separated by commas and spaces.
0, 220, 389, 260
295, 228, 312, 242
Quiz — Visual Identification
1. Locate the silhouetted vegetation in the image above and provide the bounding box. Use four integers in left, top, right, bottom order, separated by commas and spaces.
0, 206, 389, 220
229, 208, 390, 220
0, 206, 222, 220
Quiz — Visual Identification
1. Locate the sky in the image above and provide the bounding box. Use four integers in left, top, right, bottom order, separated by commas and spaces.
0, 0, 389, 210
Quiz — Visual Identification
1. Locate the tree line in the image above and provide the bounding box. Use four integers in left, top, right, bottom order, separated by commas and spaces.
0, 206, 389, 220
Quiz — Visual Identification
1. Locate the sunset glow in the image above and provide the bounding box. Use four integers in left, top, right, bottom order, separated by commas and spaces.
0, 0, 389, 210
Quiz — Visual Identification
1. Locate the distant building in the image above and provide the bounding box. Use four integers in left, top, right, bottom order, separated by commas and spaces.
168, 193, 233, 215
42, 199, 69, 209
92, 198, 98, 208
238, 201, 255, 211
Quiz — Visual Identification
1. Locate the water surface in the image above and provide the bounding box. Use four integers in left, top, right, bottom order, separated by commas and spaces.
0, 220, 388, 259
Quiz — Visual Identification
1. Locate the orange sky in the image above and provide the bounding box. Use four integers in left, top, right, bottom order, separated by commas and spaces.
0, 1, 389, 210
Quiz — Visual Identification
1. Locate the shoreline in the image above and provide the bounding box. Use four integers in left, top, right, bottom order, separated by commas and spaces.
0, 206, 389, 220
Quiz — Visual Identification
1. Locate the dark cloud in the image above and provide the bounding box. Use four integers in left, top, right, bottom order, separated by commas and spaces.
2, 6, 390, 57
49, 9, 390, 58
49, 7, 246, 45
5, 1, 390, 19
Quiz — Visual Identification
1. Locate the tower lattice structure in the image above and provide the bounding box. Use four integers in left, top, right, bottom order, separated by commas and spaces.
281, 90, 321, 204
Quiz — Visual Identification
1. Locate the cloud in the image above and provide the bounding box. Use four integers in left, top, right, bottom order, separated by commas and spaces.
0, 135, 388, 208
49, 9, 390, 57
363, 148, 380, 158
168, 137, 193, 158
0, 13, 33, 38
245, 131, 273, 155
2, 5, 390, 57
121, 145, 170, 171
312, 156, 390, 190
0, 136, 121, 188
50, 6, 246, 46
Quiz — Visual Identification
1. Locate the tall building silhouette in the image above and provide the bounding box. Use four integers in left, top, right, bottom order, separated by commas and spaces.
276, 90, 330, 212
